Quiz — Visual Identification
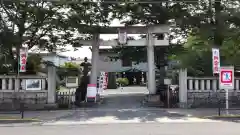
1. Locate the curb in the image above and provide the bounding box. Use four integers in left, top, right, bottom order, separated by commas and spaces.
0, 119, 40, 124
202, 115, 240, 119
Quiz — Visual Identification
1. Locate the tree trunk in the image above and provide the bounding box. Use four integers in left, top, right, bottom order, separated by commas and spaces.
213, 0, 223, 47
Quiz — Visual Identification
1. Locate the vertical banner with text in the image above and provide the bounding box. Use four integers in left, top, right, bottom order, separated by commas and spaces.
212, 48, 220, 74
19, 48, 28, 72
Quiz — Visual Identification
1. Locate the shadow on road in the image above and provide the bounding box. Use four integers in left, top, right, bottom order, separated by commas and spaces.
54, 90, 189, 122
54, 108, 188, 122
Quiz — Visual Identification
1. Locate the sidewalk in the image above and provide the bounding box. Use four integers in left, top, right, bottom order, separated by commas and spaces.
1, 108, 238, 122
0, 108, 239, 126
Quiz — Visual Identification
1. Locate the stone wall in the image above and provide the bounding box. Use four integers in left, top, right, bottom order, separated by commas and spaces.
0, 65, 57, 110
178, 70, 240, 108
187, 91, 240, 108
0, 91, 48, 110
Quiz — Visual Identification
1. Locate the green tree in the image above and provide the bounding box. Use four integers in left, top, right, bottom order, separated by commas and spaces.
61, 62, 79, 69
0, 1, 76, 72
26, 54, 42, 73
109, 0, 240, 56
172, 29, 240, 76
171, 34, 212, 76
107, 0, 240, 77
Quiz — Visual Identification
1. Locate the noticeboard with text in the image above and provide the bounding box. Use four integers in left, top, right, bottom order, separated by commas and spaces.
219, 66, 234, 90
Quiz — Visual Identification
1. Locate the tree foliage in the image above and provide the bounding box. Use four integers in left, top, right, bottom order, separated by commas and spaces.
174, 29, 240, 76
26, 54, 42, 73
0, 0, 240, 76
61, 62, 79, 69
107, 0, 240, 76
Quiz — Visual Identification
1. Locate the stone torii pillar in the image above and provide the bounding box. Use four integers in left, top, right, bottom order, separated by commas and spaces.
90, 34, 100, 85
146, 31, 156, 94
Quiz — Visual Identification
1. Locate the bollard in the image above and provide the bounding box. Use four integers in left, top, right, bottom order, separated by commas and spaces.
218, 106, 221, 116
20, 102, 24, 119
218, 99, 221, 116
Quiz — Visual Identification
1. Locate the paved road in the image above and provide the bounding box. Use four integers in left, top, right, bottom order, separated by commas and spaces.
39, 87, 229, 125
97, 86, 149, 109
1, 122, 240, 135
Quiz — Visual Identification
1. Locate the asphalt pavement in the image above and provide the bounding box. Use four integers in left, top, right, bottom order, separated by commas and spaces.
1, 122, 240, 135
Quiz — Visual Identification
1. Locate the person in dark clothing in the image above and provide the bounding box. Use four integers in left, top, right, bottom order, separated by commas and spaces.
80, 75, 90, 102
75, 57, 91, 105
80, 57, 91, 76
75, 76, 90, 105
75, 86, 81, 106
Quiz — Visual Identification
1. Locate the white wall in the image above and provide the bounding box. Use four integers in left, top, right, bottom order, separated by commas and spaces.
41, 55, 55, 64
41, 55, 69, 67
97, 53, 148, 72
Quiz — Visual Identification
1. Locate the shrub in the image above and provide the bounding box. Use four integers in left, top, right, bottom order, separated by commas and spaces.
116, 78, 129, 86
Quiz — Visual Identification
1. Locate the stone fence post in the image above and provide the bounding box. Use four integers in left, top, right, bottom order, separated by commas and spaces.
179, 68, 188, 108
47, 65, 56, 104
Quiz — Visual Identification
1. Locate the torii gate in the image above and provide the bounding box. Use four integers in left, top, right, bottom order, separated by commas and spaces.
75, 25, 170, 94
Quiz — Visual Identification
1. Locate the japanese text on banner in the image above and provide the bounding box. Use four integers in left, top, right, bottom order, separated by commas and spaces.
212, 48, 220, 74
19, 48, 28, 72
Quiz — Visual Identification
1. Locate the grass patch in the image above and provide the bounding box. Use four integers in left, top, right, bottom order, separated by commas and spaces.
0, 115, 39, 121
203, 115, 240, 119
0, 116, 20, 119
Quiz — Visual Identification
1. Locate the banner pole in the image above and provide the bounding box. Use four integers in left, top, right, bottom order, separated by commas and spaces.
225, 89, 229, 115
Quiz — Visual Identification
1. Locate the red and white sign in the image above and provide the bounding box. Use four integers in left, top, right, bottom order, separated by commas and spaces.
86, 84, 97, 102
19, 48, 28, 72
98, 71, 108, 92
219, 66, 234, 89
212, 48, 220, 74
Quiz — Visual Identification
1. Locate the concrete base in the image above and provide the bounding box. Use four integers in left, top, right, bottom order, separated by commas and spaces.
142, 94, 164, 107
0, 103, 58, 111
43, 103, 58, 110
179, 102, 188, 109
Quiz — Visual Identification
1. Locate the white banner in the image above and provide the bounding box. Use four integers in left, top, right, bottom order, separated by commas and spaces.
98, 72, 105, 90
212, 48, 220, 74
19, 48, 28, 72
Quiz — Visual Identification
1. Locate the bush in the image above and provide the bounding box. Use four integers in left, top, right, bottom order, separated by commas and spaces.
116, 78, 129, 86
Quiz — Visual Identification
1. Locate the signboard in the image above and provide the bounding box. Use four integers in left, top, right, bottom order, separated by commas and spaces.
19, 48, 28, 72
26, 79, 41, 90
219, 66, 234, 90
164, 78, 172, 85
212, 48, 220, 74
118, 29, 127, 45
65, 76, 78, 88
86, 84, 97, 102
